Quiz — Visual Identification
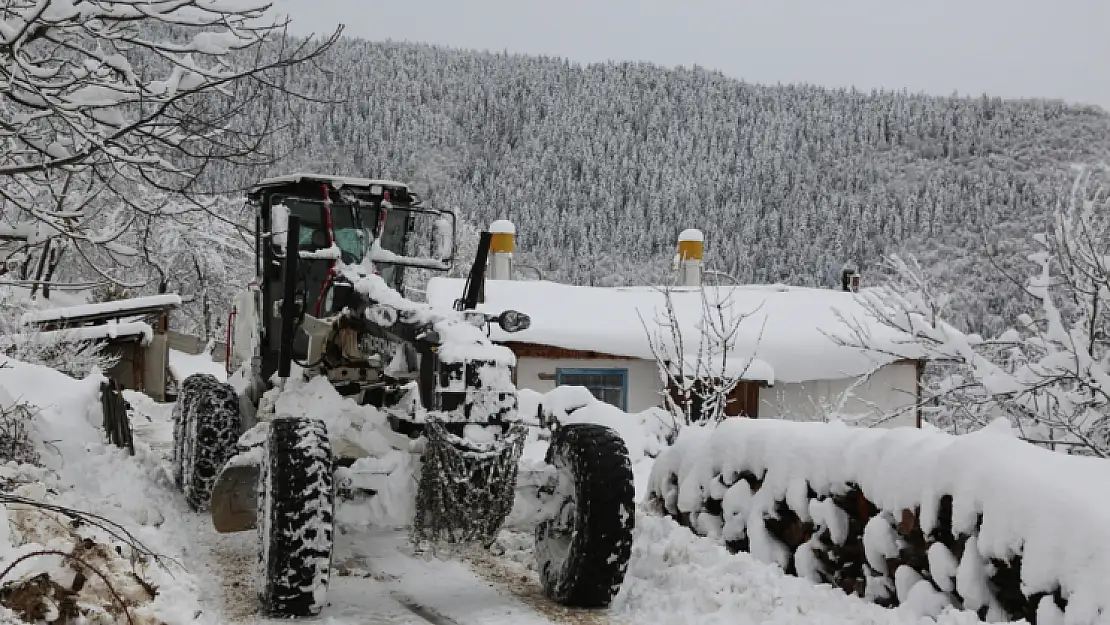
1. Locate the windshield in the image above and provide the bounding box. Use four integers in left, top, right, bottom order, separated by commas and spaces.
331, 203, 363, 263
271, 193, 440, 291
360, 206, 410, 287
272, 196, 365, 264
359, 206, 409, 256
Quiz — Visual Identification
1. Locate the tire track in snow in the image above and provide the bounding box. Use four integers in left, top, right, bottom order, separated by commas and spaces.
389, 590, 464, 625
206, 530, 260, 622
463, 547, 623, 625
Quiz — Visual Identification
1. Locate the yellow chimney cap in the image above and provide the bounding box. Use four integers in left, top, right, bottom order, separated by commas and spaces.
489, 219, 515, 254
677, 228, 703, 261
678, 228, 703, 242
489, 219, 516, 235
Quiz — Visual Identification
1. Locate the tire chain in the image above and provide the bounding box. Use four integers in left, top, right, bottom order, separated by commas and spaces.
412, 420, 527, 547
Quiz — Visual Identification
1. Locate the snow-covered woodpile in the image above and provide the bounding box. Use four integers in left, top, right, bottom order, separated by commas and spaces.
647, 417, 1110, 624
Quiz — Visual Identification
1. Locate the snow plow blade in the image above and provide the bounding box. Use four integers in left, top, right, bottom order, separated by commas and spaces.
210, 461, 260, 533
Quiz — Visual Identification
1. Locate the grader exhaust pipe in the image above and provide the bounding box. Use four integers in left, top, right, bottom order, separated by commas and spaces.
278, 215, 300, 383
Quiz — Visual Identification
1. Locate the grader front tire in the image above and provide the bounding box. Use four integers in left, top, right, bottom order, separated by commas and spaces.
257, 416, 335, 618
535, 423, 635, 608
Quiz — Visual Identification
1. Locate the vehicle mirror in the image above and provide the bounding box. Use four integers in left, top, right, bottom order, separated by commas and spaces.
498, 310, 531, 333
433, 213, 456, 263
270, 202, 290, 255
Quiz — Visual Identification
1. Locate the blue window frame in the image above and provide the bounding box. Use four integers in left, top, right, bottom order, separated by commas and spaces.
555, 368, 629, 411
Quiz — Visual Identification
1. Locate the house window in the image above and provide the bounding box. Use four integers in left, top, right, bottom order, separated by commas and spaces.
556, 368, 628, 410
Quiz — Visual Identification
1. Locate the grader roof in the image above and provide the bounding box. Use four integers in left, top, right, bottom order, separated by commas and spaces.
250, 172, 410, 192
247, 172, 422, 206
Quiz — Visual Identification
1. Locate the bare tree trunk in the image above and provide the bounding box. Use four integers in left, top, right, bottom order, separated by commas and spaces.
18, 249, 33, 281
29, 239, 52, 298
193, 255, 211, 342
42, 244, 64, 299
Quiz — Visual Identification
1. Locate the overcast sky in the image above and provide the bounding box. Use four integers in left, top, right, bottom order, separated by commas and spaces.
270, 0, 1110, 110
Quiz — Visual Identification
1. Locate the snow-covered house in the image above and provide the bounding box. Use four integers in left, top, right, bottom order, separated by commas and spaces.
425, 223, 925, 427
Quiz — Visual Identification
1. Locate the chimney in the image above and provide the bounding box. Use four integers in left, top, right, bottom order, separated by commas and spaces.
488, 219, 515, 280
676, 229, 703, 287
841, 265, 860, 293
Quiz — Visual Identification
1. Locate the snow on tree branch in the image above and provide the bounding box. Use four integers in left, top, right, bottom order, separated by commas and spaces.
832, 169, 1110, 456
0, 0, 337, 178
0, 0, 338, 293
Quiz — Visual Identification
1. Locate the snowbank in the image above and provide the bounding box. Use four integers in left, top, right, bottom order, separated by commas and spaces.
611, 513, 983, 625
647, 417, 1110, 623
0, 356, 211, 624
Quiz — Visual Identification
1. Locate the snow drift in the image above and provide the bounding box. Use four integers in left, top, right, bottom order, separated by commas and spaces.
0, 356, 209, 624
647, 417, 1110, 624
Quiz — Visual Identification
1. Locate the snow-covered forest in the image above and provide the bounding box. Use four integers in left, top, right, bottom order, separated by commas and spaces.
7, 32, 1110, 341
202, 39, 1110, 338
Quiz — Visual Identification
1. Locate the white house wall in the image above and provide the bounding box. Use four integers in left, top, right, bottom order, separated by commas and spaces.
513, 354, 919, 427
757, 361, 919, 428
515, 356, 663, 413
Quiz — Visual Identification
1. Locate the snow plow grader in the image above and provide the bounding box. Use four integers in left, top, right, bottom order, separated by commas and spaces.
170, 173, 635, 617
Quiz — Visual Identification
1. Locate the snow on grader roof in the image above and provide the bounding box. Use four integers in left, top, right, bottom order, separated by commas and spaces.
250, 172, 410, 192
425, 278, 924, 385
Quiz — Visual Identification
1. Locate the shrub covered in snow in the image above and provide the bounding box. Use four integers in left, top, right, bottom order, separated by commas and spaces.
0, 399, 37, 467
0, 290, 117, 379
836, 171, 1110, 456
647, 417, 1110, 624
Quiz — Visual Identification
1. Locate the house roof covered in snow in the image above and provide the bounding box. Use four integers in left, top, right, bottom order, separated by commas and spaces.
425, 278, 923, 384
20, 294, 181, 327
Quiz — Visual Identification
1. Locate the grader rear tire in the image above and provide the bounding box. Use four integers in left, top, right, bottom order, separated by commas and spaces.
535, 423, 635, 608
173, 374, 241, 510
257, 417, 335, 618
171, 375, 209, 489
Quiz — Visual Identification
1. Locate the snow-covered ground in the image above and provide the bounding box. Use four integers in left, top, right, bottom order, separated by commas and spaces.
0, 357, 209, 624
123, 388, 562, 625
0, 349, 1027, 624
169, 348, 228, 384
